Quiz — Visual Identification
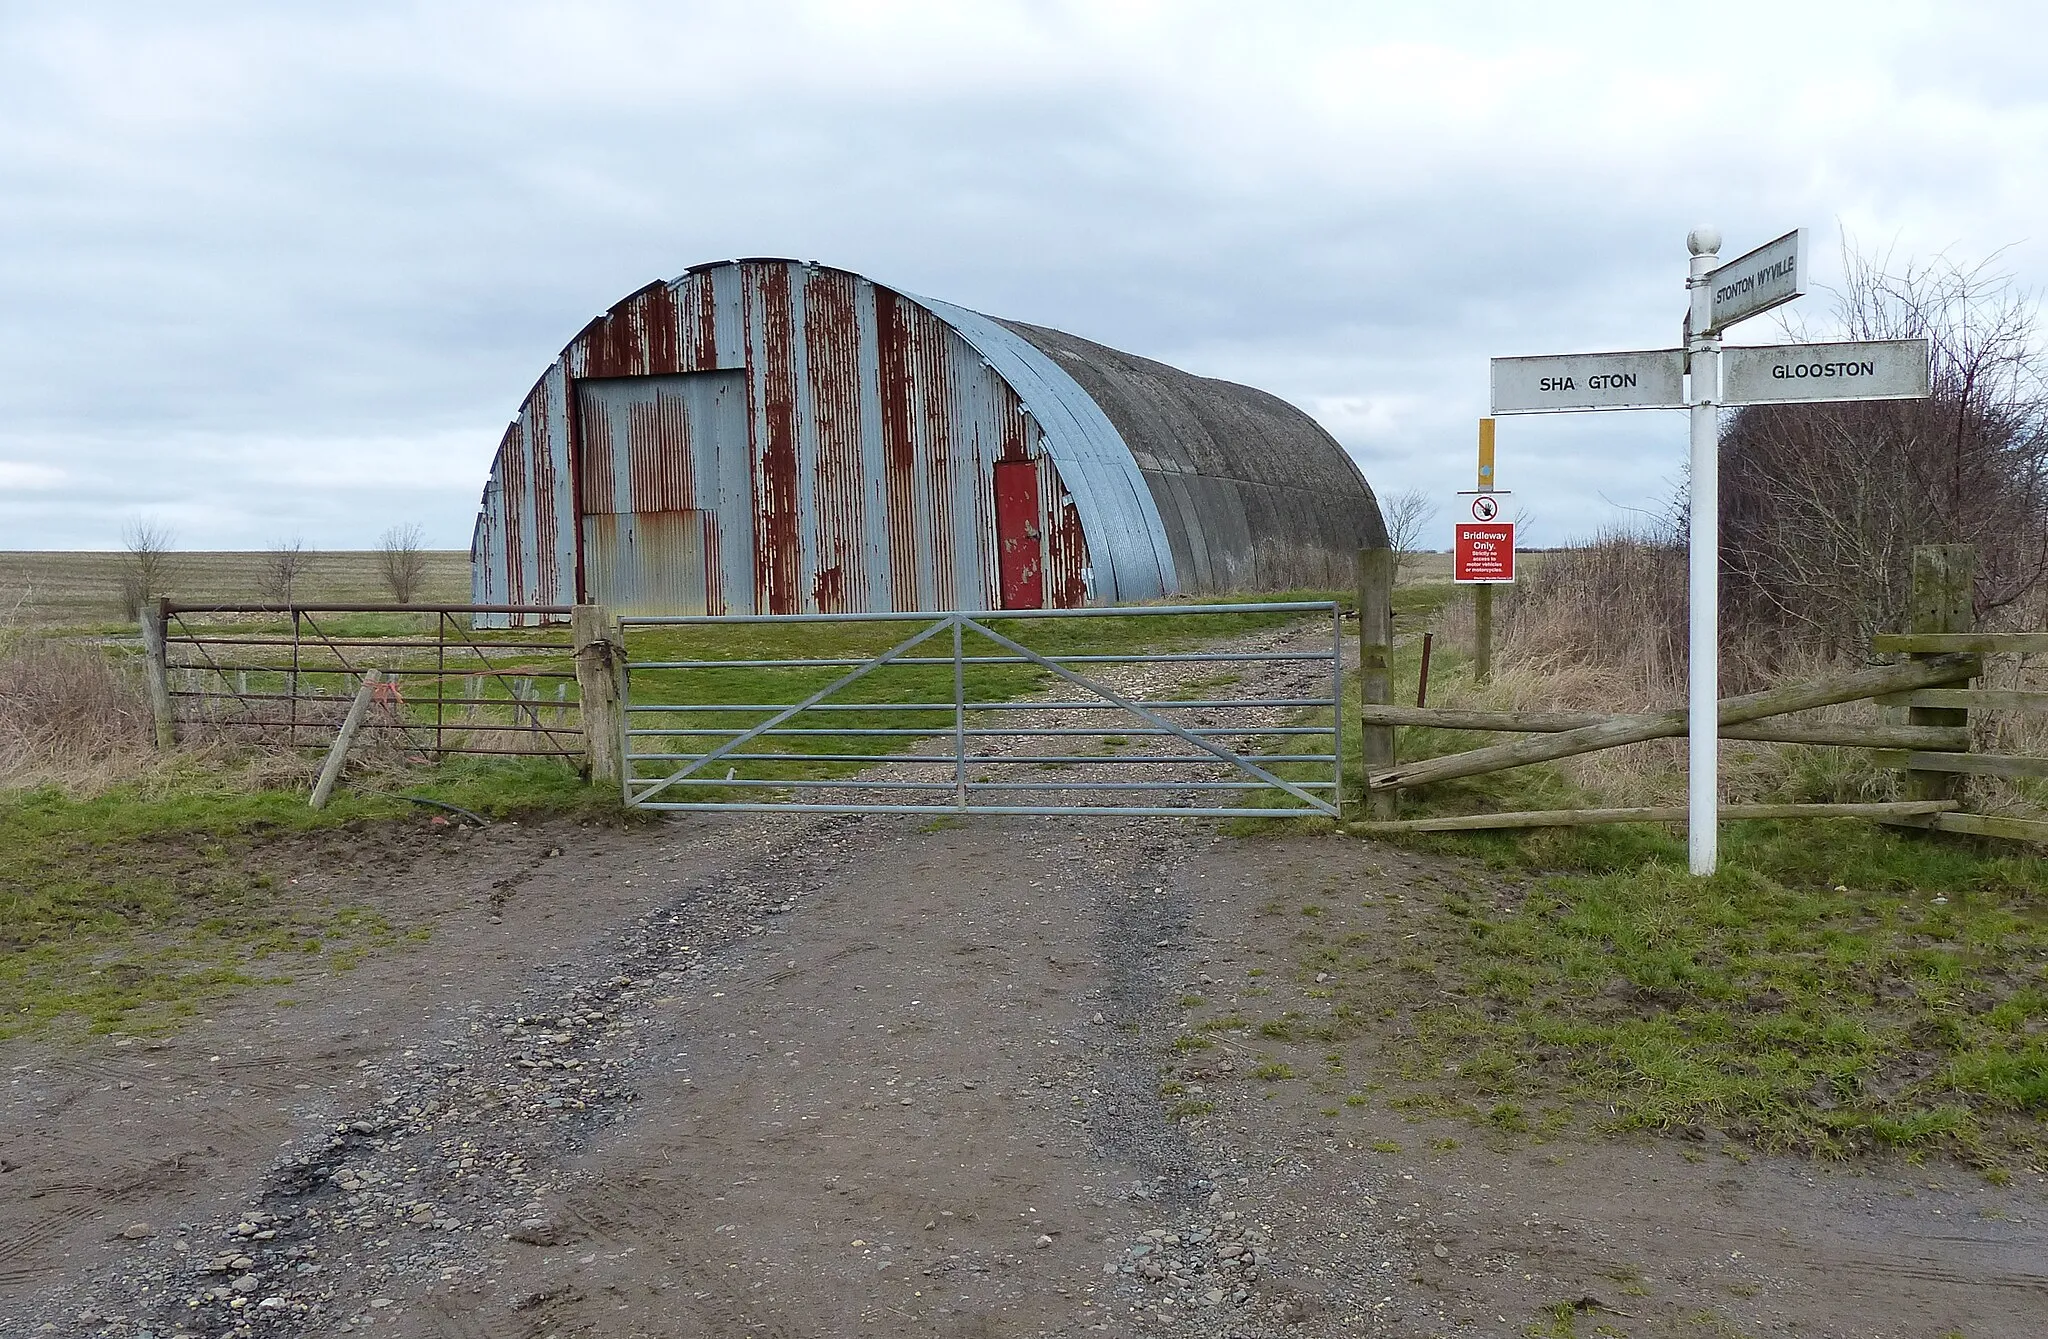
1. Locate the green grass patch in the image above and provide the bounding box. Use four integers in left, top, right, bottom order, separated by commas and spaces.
1310, 823, 2048, 1168
0, 754, 617, 1038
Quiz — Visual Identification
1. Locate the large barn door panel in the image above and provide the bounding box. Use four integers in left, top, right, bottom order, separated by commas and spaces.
582, 510, 710, 616
994, 459, 1045, 610
576, 371, 743, 613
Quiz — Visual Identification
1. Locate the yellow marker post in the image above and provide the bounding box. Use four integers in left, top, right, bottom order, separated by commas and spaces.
1473, 419, 1495, 683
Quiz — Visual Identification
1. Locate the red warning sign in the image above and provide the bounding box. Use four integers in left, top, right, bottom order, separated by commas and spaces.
1454, 522, 1516, 583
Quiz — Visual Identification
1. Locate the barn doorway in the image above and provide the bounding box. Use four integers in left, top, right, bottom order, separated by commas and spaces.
993, 459, 1045, 610
575, 370, 745, 614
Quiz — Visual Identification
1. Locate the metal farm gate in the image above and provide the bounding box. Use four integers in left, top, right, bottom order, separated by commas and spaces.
617, 602, 1342, 818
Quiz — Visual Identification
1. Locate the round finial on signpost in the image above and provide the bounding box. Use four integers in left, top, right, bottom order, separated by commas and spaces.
1686, 226, 1722, 257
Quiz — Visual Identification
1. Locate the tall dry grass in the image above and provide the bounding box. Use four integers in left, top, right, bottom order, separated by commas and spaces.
0, 627, 155, 789
1428, 530, 2047, 812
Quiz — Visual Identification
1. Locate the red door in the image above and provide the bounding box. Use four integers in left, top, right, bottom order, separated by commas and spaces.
993, 460, 1044, 609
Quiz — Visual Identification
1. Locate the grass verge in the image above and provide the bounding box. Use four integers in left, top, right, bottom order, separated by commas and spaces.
1222, 580, 2048, 1172
0, 755, 619, 1039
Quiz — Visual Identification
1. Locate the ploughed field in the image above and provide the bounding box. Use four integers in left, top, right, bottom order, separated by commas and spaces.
0, 551, 473, 627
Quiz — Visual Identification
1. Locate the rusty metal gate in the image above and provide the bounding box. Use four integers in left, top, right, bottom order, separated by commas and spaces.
618, 602, 1341, 817
155, 602, 583, 758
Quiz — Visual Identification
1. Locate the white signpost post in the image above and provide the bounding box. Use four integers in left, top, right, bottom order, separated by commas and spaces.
1489, 228, 1931, 876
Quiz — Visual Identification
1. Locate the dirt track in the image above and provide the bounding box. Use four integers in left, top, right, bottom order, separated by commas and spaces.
7, 803, 2048, 1338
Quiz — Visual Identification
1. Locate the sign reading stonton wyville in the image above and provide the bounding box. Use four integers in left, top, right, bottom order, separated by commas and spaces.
1705, 229, 1806, 335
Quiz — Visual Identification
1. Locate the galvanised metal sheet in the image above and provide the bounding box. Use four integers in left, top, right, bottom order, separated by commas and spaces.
582, 510, 709, 616
913, 295, 1177, 603
472, 361, 578, 626
993, 319, 1386, 591
479, 260, 1092, 618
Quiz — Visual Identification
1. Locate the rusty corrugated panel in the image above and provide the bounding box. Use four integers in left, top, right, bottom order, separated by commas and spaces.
802, 266, 865, 613
874, 289, 921, 610
627, 390, 695, 511
469, 486, 509, 627
1039, 455, 1090, 608
529, 365, 575, 620
498, 421, 529, 608
582, 510, 709, 616
577, 386, 618, 513
678, 274, 719, 373
746, 263, 802, 615
917, 297, 958, 610
575, 281, 676, 379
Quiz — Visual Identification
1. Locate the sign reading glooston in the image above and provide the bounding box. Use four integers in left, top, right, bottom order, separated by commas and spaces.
1705, 229, 1806, 334
1490, 348, 1687, 414
1723, 338, 1931, 406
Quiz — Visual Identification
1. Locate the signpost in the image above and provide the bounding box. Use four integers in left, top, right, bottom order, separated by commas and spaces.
1457, 419, 1515, 682
1488, 228, 1931, 875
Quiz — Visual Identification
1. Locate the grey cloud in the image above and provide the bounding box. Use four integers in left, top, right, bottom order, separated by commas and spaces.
1, 1, 2042, 553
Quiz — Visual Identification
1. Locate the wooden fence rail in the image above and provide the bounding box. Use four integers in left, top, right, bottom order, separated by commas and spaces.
1366, 654, 1979, 792
1352, 541, 2046, 846
1358, 704, 1969, 752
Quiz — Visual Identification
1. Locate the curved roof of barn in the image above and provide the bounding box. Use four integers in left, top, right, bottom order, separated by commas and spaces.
984, 318, 1387, 587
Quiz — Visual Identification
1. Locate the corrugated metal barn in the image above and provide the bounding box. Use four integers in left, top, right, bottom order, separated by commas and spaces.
472, 259, 1386, 623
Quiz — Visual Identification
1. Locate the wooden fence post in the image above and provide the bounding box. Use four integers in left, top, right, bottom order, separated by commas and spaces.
1357, 547, 1397, 819
1906, 544, 1976, 803
1473, 584, 1493, 686
310, 668, 380, 810
573, 604, 624, 788
139, 598, 176, 750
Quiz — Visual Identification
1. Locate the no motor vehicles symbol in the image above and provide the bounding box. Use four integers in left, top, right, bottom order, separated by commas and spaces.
1470, 496, 1499, 522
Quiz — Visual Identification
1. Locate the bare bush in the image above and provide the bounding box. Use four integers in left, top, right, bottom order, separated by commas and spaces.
377, 524, 429, 604
257, 539, 315, 606
117, 520, 177, 619
1717, 242, 2048, 650
1382, 487, 1440, 582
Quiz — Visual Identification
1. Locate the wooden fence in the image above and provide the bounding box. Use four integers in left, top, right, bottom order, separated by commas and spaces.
1350, 543, 2048, 845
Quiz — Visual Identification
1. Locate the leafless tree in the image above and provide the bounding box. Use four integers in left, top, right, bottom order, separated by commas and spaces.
1382, 486, 1441, 581
118, 520, 177, 619
1715, 239, 2048, 651
256, 538, 314, 607
376, 524, 431, 604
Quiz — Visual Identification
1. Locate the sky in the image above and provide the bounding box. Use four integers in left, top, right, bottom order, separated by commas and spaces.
3, 0, 2045, 552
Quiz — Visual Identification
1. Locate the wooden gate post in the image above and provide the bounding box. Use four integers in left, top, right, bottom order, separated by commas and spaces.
1357, 547, 1398, 819
1906, 544, 1976, 803
572, 604, 624, 788
1473, 584, 1494, 686
310, 668, 381, 810
139, 597, 176, 750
